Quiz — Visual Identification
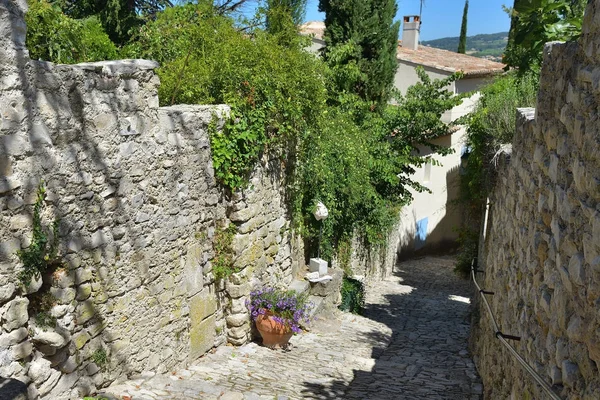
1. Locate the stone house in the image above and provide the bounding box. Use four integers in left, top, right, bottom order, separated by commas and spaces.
300, 16, 504, 257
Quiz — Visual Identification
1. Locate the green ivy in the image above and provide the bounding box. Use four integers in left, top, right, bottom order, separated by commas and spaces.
16, 183, 61, 287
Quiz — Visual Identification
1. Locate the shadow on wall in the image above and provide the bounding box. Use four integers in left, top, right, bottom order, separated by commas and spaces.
397, 164, 462, 261
0, 376, 28, 400
299, 257, 479, 399
0, 1, 228, 397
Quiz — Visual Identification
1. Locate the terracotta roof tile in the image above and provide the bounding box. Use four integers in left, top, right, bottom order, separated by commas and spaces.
300, 21, 505, 77
397, 42, 504, 77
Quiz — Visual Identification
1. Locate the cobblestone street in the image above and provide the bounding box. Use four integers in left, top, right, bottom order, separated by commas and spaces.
103, 257, 482, 400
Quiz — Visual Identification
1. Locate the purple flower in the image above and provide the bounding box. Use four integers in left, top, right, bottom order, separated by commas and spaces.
248, 286, 312, 333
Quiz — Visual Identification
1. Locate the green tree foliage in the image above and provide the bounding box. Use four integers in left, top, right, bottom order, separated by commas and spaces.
298, 68, 466, 257
318, 0, 400, 108
457, 0, 468, 53
455, 72, 538, 276
26, 0, 118, 63
503, 0, 586, 73
126, 1, 326, 190
264, 0, 308, 46
53, 0, 173, 45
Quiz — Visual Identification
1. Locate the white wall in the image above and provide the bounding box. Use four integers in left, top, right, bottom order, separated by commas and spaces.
394, 61, 454, 96
396, 129, 466, 257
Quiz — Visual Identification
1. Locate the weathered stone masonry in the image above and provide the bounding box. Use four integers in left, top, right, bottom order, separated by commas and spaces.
473, 1, 600, 399
0, 0, 301, 398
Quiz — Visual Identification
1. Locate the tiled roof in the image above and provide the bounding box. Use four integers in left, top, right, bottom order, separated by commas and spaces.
396, 43, 504, 77
300, 21, 326, 40
299, 21, 505, 77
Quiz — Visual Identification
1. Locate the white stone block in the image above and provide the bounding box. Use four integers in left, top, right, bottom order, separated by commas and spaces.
309, 258, 328, 276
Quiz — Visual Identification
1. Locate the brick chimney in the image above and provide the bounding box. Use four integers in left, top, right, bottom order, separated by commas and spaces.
402, 15, 421, 50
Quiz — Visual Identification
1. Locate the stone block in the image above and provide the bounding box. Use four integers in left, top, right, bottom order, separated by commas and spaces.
0, 328, 27, 347
2, 297, 29, 331
0, 282, 16, 305
73, 331, 91, 350
233, 242, 263, 269
184, 244, 204, 296
12, 341, 32, 360
189, 315, 216, 360
562, 360, 580, 387
75, 300, 95, 325
50, 287, 76, 304
226, 313, 249, 328
189, 289, 217, 326
310, 268, 343, 298
225, 282, 250, 299
32, 331, 68, 349
309, 258, 328, 276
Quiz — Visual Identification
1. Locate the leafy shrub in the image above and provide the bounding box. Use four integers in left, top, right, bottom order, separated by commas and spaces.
339, 277, 365, 314
456, 72, 538, 275
26, 0, 118, 64
125, 1, 325, 190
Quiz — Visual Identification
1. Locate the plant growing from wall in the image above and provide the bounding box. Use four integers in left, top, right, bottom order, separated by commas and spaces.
213, 223, 239, 280
28, 291, 58, 329
455, 71, 538, 276
91, 347, 109, 370
16, 182, 61, 287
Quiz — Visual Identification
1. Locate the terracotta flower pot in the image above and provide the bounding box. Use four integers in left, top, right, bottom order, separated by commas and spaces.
254, 311, 293, 348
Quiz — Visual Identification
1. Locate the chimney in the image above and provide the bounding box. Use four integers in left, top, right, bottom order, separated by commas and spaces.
402, 15, 421, 50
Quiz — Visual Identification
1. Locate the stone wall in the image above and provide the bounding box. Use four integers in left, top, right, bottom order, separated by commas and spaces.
0, 1, 300, 398
473, 1, 600, 399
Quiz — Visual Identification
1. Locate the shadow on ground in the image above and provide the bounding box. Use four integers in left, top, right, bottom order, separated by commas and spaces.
300, 257, 481, 400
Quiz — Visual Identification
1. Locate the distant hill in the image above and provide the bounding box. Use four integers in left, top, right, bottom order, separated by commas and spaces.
422, 32, 509, 61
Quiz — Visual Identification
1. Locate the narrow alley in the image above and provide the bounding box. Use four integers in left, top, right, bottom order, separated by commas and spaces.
103, 256, 482, 400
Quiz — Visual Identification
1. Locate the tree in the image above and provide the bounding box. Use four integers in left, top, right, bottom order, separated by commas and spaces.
53, 0, 174, 45
265, 0, 307, 42
503, 0, 586, 73
318, 0, 400, 108
457, 0, 468, 53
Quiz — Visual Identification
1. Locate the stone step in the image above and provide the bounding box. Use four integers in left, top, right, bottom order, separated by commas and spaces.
288, 279, 310, 295
300, 295, 324, 331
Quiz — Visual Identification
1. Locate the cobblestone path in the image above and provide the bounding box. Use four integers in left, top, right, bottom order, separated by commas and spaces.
103, 256, 482, 400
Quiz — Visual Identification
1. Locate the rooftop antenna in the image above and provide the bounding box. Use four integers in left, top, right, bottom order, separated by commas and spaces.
419, 0, 424, 18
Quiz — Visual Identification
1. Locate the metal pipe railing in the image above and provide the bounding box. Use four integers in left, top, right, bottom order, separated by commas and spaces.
471, 260, 563, 400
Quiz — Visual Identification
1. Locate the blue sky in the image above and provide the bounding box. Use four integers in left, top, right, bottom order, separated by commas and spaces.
300, 0, 512, 41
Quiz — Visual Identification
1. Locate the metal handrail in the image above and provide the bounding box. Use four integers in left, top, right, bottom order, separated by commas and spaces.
471, 260, 563, 400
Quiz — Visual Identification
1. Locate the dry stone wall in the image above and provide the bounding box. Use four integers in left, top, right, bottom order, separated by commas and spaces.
473, 1, 600, 399
0, 1, 300, 398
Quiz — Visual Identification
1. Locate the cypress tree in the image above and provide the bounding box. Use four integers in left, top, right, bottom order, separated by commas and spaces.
318, 0, 400, 107
457, 0, 468, 54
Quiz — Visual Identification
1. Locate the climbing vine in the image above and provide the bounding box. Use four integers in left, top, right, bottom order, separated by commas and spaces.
16, 183, 61, 286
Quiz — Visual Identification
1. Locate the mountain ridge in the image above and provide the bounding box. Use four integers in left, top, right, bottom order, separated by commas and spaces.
422, 31, 508, 61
